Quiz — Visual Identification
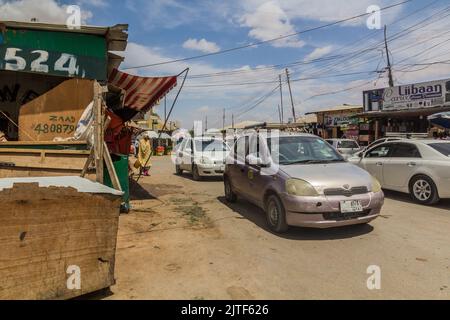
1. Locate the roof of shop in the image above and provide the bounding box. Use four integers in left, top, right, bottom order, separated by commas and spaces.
354, 106, 450, 119
305, 105, 363, 115
0, 21, 129, 74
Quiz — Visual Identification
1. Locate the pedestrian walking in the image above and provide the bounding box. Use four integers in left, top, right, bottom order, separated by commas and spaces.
137, 133, 152, 176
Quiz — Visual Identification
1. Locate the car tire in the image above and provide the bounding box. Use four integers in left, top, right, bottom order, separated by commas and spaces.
224, 177, 237, 203
175, 165, 183, 175
265, 194, 289, 233
409, 175, 440, 205
192, 164, 202, 181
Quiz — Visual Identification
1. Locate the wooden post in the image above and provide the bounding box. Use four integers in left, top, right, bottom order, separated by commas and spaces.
103, 142, 122, 191
93, 81, 104, 184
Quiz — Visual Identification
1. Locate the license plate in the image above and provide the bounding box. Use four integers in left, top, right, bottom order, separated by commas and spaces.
340, 200, 363, 213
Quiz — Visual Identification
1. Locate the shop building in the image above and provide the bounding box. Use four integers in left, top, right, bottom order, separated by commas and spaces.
306, 104, 363, 140
359, 78, 450, 141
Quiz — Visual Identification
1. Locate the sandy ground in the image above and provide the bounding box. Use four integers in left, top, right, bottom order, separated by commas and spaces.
107, 156, 450, 300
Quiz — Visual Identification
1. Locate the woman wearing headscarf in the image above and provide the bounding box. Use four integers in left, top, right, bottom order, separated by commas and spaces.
138, 134, 152, 176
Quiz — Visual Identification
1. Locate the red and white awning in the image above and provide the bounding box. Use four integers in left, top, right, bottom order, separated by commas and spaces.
108, 68, 177, 112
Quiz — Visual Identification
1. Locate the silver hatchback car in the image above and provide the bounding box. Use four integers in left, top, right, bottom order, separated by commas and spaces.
224, 132, 384, 233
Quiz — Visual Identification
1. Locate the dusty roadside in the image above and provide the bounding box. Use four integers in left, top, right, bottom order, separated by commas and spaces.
108, 156, 450, 300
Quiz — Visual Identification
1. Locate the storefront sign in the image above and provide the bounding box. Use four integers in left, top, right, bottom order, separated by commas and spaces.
364, 78, 450, 112
0, 28, 107, 80
325, 114, 359, 127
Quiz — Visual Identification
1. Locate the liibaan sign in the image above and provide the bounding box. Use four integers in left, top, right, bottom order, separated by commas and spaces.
0, 28, 107, 80
367, 79, 450, 111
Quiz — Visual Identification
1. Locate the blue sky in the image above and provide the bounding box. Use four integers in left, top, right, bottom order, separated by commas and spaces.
2, 0, 450, 128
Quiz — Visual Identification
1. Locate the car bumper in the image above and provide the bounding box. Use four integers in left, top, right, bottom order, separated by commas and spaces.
197, 164, 225, 176
280, 191, 384, 229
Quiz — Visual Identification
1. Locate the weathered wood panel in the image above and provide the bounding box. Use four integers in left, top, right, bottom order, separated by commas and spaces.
18, 79, 93, 142
0, 183, 121, 300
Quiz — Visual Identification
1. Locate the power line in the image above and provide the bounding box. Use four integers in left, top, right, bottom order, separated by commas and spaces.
185, 70, 381, 88
123, 0, 412, 70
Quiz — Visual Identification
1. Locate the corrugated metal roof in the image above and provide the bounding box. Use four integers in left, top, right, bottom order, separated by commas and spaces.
306, 105, 363, 115
0, 176, 123, 196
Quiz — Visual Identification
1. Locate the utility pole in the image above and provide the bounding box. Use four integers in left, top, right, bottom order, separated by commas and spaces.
285, 68, 296, 123
164, 96, 167, 124
232, 114, 235, 129
222, 108, 226, 130
205, 115, 208, 132
384, 25, 394, 87
279, 74, 284, 124
277, 104, 282, 124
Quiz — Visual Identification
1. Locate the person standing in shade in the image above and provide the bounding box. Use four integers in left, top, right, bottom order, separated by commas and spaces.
138, 134, 152, 176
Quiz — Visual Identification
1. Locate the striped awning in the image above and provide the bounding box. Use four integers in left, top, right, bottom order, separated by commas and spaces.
108, 68, 177, 112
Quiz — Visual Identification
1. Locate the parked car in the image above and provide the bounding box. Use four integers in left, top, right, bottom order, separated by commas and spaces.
349, 140, 450, 205
350, 137, 404, 160
224, 132, 384, 233
326, 139, 361, 159
175, 136, 229, 180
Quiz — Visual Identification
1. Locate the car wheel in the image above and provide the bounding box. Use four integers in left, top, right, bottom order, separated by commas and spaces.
224, 177, 237, 203
192, 164, 202, 181
265, 194, 289, 233
175, 165, 183, 175
409, 175, 440, 205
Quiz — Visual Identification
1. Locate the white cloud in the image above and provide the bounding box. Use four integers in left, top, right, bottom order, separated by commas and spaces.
0, 0, 92, 24
304, 46, 333, 61
239, 0, 402, 26
239, 1, 304, 48
182, 38, 221, 54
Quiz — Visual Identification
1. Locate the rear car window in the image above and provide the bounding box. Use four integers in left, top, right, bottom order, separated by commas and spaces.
390, 143, 421, 158
338, 140, 359, 149
429, 143, 450, 157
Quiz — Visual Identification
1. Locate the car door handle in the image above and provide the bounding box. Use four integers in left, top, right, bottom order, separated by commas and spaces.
178, 153, 183, 157
407, 162, 417, 167
376, 162, 383, 166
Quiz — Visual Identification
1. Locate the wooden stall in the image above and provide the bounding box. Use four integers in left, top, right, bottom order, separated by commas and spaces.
0, 177, 122, 300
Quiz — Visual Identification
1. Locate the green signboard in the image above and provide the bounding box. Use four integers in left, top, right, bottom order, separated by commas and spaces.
0, 28, 107, 80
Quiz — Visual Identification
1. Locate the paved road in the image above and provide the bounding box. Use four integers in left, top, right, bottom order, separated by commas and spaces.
110, 156, 450, 300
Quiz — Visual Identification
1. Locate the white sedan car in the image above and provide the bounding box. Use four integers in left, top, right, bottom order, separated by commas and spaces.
174, 136, 229, 180
350, 140, 450, 205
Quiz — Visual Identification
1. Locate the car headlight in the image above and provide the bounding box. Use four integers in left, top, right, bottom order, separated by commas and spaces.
372, 176, 382, 193
286, 179, 319, 197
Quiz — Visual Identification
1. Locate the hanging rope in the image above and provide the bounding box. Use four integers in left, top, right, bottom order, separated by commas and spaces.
0, 110, 36, 141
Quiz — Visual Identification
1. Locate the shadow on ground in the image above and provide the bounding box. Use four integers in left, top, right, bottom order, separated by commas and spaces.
129, 179, 157, 200
218, 197, 374, 241
383, 190, 450, 210
174, 172, 224, 183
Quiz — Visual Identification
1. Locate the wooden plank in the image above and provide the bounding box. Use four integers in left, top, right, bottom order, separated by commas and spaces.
103, 142, 122, 191
0, 149, 91, 155
0, 153, 88, 170
93, 82, 104, 184
80, 148, 95, 178
0, 141, 87, 146
0, 183, 121, 300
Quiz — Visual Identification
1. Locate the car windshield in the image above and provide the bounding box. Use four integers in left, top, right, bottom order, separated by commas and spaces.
268, 136, 344, 165
195, 139, 228, 152
429, 143, 450, 157
338, 140, 359, 149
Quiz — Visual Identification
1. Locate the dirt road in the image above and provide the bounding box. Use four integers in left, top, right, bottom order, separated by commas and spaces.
109, 156, 450, 300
